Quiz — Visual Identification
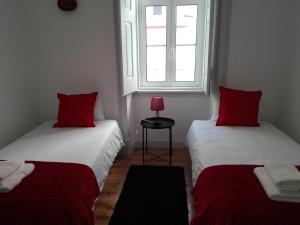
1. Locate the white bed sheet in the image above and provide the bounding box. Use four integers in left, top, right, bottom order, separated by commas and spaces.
0, 120, 124, 189
187, 120, 300, 185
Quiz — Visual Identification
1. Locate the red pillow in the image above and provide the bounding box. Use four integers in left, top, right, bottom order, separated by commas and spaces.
216, 86, 262, 126
54, 92, 98, 127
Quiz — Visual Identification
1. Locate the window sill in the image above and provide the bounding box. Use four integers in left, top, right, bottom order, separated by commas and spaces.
137, 88, 205, 94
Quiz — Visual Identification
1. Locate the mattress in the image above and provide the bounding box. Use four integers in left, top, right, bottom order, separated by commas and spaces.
187, 120, 300, 185
0, 120, 124, 188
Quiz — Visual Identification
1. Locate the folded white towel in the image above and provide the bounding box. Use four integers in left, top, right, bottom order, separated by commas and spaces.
0, 163, 35, 193
0, 161, 24, 182
264, 164, 300, 190
254, 167, 300, 203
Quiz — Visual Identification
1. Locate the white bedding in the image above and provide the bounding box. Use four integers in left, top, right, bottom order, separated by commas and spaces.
187, 120, 300, 185
0, 120, 124, 189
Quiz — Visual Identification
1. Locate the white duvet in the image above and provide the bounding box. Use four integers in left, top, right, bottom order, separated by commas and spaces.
187, 120, 300, 185
0, 120, 124, 189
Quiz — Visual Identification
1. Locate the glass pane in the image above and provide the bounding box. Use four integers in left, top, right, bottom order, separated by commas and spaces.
176, 46, 195, 81
147, 46, 166, 81
146, 6, 167, 45
176, 5, 198, 45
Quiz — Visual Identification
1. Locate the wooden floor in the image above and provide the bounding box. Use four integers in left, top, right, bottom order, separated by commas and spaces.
94, 148, 195, 225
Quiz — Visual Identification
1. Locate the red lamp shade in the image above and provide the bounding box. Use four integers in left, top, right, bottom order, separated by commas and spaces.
150, 96, 165, 111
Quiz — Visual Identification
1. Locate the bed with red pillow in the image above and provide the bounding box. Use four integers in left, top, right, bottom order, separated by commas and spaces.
0, 161, 100, 225
187, 86, 300, 224
0, 92, 123, 187
0, 92, 124, 224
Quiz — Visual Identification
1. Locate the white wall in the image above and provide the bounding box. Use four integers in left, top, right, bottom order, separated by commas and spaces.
1, 0, 299, 151
0, 1, 39, 148
28, 0, 121, 123
226, 0, 294, 124
277, 1, 300, 143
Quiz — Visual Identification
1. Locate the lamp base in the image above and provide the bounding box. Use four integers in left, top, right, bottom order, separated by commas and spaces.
153, 113, 161, 126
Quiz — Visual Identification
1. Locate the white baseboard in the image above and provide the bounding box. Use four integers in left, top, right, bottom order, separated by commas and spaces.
134, 141, 186, 149
119, 140, 187, 155
119, 138, 136, 155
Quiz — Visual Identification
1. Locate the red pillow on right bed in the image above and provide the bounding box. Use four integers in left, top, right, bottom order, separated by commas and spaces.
216, 86, 262, 126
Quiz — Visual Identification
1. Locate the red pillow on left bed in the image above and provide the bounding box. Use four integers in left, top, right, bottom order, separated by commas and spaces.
54, 92, 98, 127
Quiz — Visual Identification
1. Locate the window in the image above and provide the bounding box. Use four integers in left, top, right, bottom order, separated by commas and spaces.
138, 0, 211, 91
118, 0, 214, 95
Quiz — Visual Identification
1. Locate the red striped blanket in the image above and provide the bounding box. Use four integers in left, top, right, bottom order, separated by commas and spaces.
0, 161, 100, 225
191, 165, 300, 225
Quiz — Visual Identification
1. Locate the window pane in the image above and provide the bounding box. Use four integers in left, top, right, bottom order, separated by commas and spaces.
176, 46, 195, 81
146, 6, 167, 45
147, 46, 166, 81
176, 5, 198, 45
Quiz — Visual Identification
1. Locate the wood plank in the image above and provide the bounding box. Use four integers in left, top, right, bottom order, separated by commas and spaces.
94, 148, 195, 225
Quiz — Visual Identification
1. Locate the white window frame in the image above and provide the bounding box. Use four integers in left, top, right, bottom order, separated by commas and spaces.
138, 0, 210, 91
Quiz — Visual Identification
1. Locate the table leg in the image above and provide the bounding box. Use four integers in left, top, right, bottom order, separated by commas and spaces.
169, 127, 172, 166
142, 127, 144, 166
146, 128, 148, 153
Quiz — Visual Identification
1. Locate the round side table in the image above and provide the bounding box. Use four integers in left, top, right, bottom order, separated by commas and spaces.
140, 117, 175, 166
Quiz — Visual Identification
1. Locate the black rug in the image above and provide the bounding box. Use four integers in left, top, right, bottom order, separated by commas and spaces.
109, 165, 189, 225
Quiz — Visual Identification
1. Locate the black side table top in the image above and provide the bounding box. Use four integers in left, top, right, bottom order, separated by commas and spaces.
141, 117, 175, 129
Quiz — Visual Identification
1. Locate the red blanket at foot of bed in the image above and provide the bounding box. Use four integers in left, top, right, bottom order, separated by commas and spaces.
0, 161, 100, 225
191, 165, 300, 225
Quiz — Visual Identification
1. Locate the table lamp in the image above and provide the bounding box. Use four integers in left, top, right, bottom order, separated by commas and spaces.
150, 96, 164, 125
